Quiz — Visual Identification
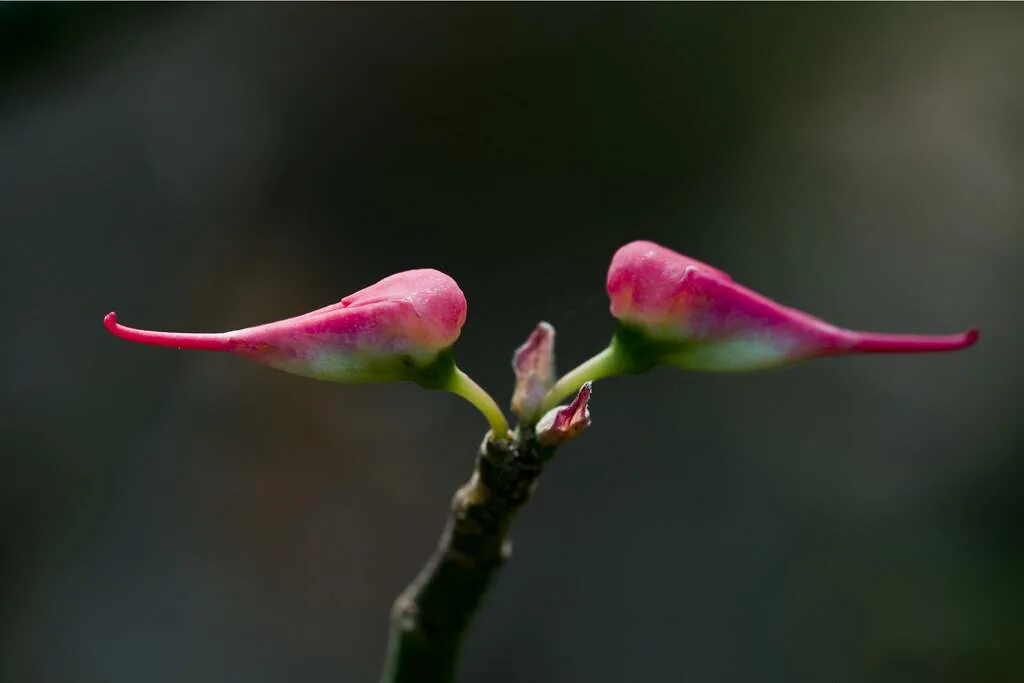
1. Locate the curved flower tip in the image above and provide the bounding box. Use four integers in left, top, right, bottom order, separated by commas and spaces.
850, 327, 979, 353
607, 240, 979, 372
536, 381, 592, 447
105, 311, 235, 350
104, 269, 467, 385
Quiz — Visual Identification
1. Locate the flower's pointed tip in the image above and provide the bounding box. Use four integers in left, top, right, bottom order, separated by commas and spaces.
102, 312, 234, 350
964, 328, 981, 348
104, 311, 137, 342
105, 310, 140, 341
848, 327, 982, 354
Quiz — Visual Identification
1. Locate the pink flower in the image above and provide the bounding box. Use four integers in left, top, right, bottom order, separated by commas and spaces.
606, 240, 979, 371
105, 269, 467, 385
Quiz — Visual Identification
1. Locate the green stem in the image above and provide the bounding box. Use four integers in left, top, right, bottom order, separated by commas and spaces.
540, 344, 628, 414
447, 367, 510, 439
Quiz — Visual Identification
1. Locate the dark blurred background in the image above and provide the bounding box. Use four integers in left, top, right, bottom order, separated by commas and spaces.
2, 4, 1022, 682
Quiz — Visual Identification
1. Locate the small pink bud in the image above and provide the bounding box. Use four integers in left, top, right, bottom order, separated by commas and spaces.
511, 322, 556, 422
536, 382, 592, 446
105, 269, 467, 386
607, 240, 978, 371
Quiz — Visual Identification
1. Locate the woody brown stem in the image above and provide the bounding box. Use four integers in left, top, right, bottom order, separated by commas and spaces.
380, 430, 551, 683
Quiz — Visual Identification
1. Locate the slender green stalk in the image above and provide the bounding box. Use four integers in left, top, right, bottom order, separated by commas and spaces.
447, 367, 510, 439
539, 345, 627, 414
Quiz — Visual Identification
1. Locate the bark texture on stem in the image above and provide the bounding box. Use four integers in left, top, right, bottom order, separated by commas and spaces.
380, 431, 551, 683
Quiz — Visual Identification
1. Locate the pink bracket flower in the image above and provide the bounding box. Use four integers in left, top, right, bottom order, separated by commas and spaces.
606, 240, 978, 371
541, 240, 978, 411
106, 269, 510, 438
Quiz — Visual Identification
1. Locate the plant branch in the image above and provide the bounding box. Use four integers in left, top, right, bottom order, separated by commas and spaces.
380, 430, 551, 683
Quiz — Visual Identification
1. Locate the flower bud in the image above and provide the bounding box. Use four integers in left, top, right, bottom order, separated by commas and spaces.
105, 269, 466, 386
536, 382, 592, 446
511, 322, 556, 422
607, 240, 978, 372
